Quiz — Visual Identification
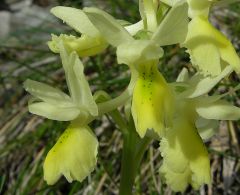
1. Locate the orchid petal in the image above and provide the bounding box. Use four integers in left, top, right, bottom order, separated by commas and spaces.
180, 66, 232, 98
196, 117, 219, 140
187, 0, 212, 18
176, 67, 189, 82
140, 0, 158, 32
23, 79, 72, 106
160, 117, 210, 192
44, 125, 98, 184
132, 63, 174, 137
196, 100, 240, 120
48, 34, 108, 57
183, 16, 240, 76
84, 7, 133, 47
29, 102, 80, 121
51, 6, 99, 37
187, 43, 221, 76
59, 43, 98, 116
152, 1, 188, 46
125, 20, 144, 36
117, 40, 163, 66
160, 0, 180, 6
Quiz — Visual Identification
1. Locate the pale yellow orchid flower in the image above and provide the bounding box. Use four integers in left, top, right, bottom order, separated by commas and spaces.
47, 6, 108, 57
159, 0, 240, 76
117, 39, 174, 137
24, 42, 99, 185
160, 67, 240, 192
80, 2, 188, 138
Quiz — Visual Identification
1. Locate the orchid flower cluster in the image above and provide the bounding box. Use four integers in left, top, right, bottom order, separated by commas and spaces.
23, 0, 240, 193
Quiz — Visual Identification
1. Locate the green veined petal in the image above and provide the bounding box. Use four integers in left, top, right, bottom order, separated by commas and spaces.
141, 0, 158, 32
59, 43, 98, 116
196, 100, 240, 120
180, 66, 232, 98
44, 125, 98, 185
29, 102, 80, 121
139, 0, 145, 22
23, 79, 72, 106
152, 1, 188, 46
51, 6, 99, 37
84, 7, 133, 47
72, 54, 98, 116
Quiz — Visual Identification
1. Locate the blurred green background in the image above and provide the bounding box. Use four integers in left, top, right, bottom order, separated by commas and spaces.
0, 0, 240, 194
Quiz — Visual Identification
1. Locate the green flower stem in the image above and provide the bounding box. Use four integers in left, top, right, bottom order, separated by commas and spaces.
109, 110, 129, 134
118, 118, 151, 195
97, 89, 131, 116
108, 111, 151, 194
97, 67, 138, 116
